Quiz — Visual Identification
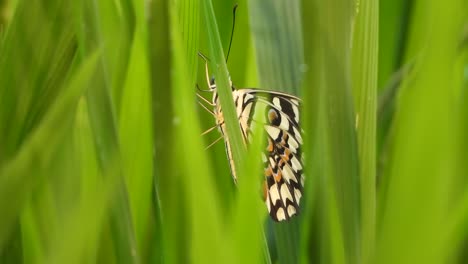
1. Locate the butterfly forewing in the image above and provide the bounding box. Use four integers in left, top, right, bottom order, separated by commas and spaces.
211, 87, 304, 222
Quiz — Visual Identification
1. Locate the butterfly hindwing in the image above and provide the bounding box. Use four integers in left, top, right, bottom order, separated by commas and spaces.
233, 89, 304, 221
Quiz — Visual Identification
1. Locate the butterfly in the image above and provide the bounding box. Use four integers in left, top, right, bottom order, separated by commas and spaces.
198, 53, 304, 222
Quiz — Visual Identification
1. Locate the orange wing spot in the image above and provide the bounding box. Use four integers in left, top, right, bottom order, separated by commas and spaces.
267, 138, 274, 152
262, 181, 268, 201
264, 166, 273, 177
274, 169, 283, 183
282, 148, 291, 162
268, 109, 279, 123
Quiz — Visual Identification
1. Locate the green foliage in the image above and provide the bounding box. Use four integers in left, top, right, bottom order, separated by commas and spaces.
0, 0, 467, 263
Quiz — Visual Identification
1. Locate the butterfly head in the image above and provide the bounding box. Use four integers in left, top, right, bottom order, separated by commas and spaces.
208, 76, 234, 92
209, 76, 216, 90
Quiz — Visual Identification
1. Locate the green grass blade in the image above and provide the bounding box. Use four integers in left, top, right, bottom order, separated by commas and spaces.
0, 0, 76, 163
248, 0, 304, 94
119, 4, 153, 258
378, 0, 411, 90
0, 51, 99, 249
351, 0, 379, 263
169, 1, 230, 263
300, 1, 321, 262
202, 0, 247, 175
445, 35, 468, 260
77, 1, 139, 262
148, 0, 177, 263
301, 0, 361, 263
232, 105, 268, 264
48, 100, 115, 264
247, 2, 304, 263
375, 1, 466, 263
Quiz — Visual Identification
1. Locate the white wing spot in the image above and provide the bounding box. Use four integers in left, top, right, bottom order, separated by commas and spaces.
287, 205, 296, 217
288, 136, 299, 152
282, 164, 297, 183
276, 207, 286, 221
269, 157, 276, 168
244, 93, 254, 104
292, 104, 299, 123
280, 183, 293, 205
293, 127, 303, 144
273, 97, 282, 110
266, 198, 271, 212
266, 125, 281, 140
280, 112, 290, 131
269, 184, 280, 203
294, 188, 302, 202
291, 156, 302, 171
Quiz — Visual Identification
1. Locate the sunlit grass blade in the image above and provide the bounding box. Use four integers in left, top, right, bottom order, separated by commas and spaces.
202, 0, 246, 177
300, 1, 321, 262
118, 3, 153, 258
148, 0, 177, 263
218, 0, 257, 87
78, 0, 135, 109
232, 104, 268, 264
0, 0, 76, 163
247, 1, 304, 263
375, 1, 466, 263
378, 0, 412, 90
47, 100, 114, 264
169, 0, 230, 263
351, 0, 379, 263
248, 0, 304, 94
301, 1, 361, 263
77, 1, 139, 262
445, 38, 468, 260
0, 52, 99, 249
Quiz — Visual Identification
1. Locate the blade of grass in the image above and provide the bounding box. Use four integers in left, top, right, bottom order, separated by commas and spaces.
351, 0, 379, 263
378, 0, 412, 90
169, 1, 231, 263
201, 3, 277, 264
148, 0, 177, 263
0, 51, 100, 249
119, 0, 153, 258
375, 1, 465, 263
220, 0, 257, 88
445, 31, 468, 260
77, 0, 139, 262
302, 0, 361, 263
84, 0, 134, 110
232, 103, 268, 264
48, 100, 116, 264
202, 0, 247, 178
300, 1, 322, 262
247, 1, 304, 263
0, 1, 87, 262
248, 0, 304, 94
0, 0, 76, 163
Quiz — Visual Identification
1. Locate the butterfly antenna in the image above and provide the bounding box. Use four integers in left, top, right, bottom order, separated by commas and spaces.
225, 4, 238, 63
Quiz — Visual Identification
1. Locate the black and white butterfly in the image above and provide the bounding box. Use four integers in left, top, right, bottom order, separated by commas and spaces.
198, 5, 303, 222
198, 54, 304, 222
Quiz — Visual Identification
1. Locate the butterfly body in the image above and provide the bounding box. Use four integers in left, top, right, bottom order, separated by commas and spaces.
207, 77, 305, 221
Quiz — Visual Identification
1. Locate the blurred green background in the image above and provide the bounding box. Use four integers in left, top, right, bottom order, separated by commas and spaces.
0, 0, 467, 263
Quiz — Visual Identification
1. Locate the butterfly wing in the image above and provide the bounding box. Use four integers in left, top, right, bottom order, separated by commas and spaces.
233, 89, 304, 221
